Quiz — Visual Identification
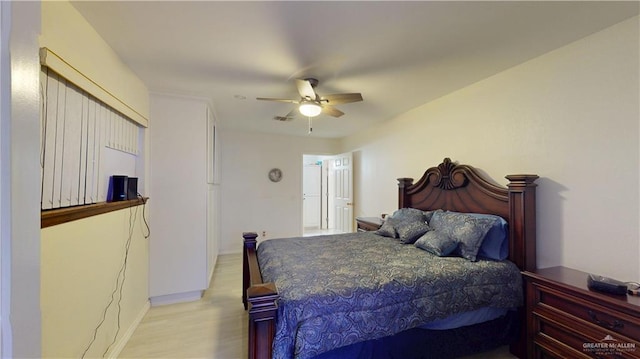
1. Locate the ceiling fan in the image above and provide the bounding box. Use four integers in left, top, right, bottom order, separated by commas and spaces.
257, 78, 363, 119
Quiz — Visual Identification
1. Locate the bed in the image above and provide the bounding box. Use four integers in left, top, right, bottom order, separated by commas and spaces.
242, 158, 538, 359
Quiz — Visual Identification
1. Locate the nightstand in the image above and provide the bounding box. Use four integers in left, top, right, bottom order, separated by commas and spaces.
355, 217, 383, 232
523, 266, 640, 358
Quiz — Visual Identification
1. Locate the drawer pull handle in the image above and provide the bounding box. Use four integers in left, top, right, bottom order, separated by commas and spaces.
588, 310, 624, 330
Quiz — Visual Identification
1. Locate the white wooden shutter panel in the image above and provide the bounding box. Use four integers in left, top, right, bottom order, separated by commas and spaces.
40, 66, 141, 210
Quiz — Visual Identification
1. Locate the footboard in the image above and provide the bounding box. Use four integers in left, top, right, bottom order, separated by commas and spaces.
242, 232, 279, 359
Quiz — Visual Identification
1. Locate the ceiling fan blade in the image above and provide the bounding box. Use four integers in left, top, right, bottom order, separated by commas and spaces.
256, 97, 300, 104
272, 107, 298, 122
296, 79, 317, 100
321, 105, 344, 118
285, 107, 298, 118
320, 93, 363, 105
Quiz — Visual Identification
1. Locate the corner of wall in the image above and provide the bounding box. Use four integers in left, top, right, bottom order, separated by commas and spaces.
40, 0, 149, 120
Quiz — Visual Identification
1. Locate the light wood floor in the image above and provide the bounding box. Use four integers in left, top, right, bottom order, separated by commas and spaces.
119, 254, 516, 358
119, 254, 248, 358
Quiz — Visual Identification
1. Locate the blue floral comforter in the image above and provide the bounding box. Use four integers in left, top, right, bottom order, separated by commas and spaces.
257, 231, 522, 359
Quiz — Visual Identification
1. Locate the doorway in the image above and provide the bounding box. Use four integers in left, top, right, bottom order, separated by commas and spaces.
302, 153, 353, 236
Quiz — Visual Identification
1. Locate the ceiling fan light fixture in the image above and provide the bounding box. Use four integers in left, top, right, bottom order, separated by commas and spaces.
299, 101, 322, 117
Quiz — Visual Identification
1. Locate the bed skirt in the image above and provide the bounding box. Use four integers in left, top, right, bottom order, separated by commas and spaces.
313, 310, 519, 359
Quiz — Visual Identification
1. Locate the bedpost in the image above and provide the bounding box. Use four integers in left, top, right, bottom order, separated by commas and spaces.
505, 175, 538, 359
397, 178, 414, 208
247, 284, 278, 359
243, 232, 279, 359
242, 232, 258, 310
505, 175, 539, 272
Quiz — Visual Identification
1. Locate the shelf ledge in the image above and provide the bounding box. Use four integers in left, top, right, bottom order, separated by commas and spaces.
41, 198, 148, 228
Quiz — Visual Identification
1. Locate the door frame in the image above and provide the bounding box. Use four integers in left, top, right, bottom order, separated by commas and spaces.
302, 163, 322, 229
301, 152, 353, 234
302, 154, 330, 234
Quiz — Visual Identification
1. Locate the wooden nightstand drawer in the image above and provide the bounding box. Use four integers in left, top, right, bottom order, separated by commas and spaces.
534, 323, 594, 359
536, 284, 640, 341
530, 323, 591, 358
355, 217, 383, 232
524, 267, 640, 359
534, 306, 640, 358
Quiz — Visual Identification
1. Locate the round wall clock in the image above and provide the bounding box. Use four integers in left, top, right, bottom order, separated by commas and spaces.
268, 168, 283, 182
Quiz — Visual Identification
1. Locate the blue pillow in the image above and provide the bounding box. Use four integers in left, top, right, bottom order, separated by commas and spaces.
375, 217, 398, 238
395, 219, 430, 244
467, 213, 509, 260
429, 211, 494, 261
391, 208, 426, 221
382, 208, 431, 243
423, 210, 436, 223
414, 230, 458, 256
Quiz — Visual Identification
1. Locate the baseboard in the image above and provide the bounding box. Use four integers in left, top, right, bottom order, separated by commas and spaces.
219, 249, 242, 255
105, 300, 150, 359
149, 290, 204, 306
208, 255, 218, 286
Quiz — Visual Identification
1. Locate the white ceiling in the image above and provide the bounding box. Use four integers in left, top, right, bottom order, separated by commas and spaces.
71, 1, 638, 138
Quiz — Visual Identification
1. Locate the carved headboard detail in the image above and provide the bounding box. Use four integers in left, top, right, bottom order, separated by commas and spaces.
433, 157, 469, 190
397, 158, 538, 272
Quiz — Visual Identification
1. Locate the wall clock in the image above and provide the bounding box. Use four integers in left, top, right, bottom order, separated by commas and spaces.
268, 168, 283, 182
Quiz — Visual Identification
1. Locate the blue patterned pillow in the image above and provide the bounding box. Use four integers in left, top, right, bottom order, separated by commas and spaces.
395, 219, 431, 244
423, 210, 436, 224
429, 211, 495, 261
389, 208, 431, 243
414, 230, 458, 256
391, 208, 426, 221
375, 217, 398, 238
468, 213, 508, 260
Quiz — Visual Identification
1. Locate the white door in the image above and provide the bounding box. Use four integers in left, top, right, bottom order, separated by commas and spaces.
331, 153, 353, 232
321, 160, 329, 229
303, 165, 321, 228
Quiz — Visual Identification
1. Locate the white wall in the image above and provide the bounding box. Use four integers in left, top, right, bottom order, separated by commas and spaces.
219, 129, 338, 254
1, 2, 42, 358
342, 16, 640, 281
41, 207, 149, 358
148, 94, 210, 301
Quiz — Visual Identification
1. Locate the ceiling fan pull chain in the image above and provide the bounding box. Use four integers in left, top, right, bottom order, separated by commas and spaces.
308, 116, 313, 135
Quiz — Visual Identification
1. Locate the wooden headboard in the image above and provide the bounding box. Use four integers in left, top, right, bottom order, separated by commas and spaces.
397, 158, 538, 271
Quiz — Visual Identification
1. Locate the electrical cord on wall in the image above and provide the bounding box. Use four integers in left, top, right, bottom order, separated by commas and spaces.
80, 202, 139, 358
139, 193, 150, 239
